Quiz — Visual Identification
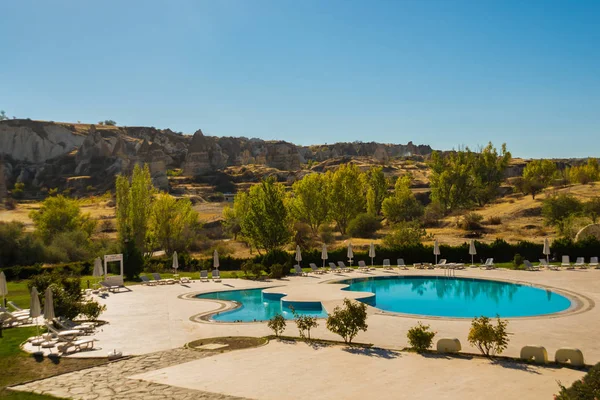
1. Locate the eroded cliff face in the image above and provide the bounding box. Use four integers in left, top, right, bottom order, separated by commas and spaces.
0, 119, 434, 194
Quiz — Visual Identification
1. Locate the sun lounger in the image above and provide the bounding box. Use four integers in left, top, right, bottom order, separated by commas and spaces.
58, 317, 96, 331
523, 260, 540, 271
382, 259, 392, 270
7, 301, 30, 315
100, 276, 129, 292
358, 261, 369, 272
574, 257, 587, 269
435, 259, 447, 268
397, 259, 408, 270
52, 318, 93, 335
140, 275, 158, 286
212, 269, 222, 282
337, 261, 352, 273
561, 256, 573, 269
413, 263, 423, 269
328, 262, 340, 273
1, 306, 29, 318
57, 337, 96, 354
590, 257, 599, 269
45, 322, 81, 341
0, 311, 31, 327
424, 263, 434, 270
540, 259, 558, 270
179, 276, 191, 283
152, 273, 175, 285
309, 263, 325, 274
452, 263, 465, 270
294, 265, 306, 276
480, 258, 495, 270
200, 270, 210, 282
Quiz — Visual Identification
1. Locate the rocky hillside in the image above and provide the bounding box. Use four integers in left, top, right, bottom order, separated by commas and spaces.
0, 119, 433, 195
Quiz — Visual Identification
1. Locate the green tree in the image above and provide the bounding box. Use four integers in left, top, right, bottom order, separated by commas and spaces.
267, 314, 287, 337
584, 197, 600, 224
382, 221, 426, 248
29, 195, 95, 244
238, 177, 292, 253
347, 213, 381, 238
115, 164, 155, 253
542, 193, 583, 232
521, 159, 557, 199
381, 175, 423, 223
0, 110, 7, 121
362, 166, 388, 215
570, 158, 600, 185
104, 120, 117, 126
326, 298, 368, 344
148, 193, 200, 255
429, 143, 510, 211
222, 205, 242, 239
328, 164, 366, 234
290, 173, 330, 235
556, 362, 600, 400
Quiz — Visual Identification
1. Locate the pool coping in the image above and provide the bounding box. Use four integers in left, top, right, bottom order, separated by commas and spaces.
325, 274, 594, 321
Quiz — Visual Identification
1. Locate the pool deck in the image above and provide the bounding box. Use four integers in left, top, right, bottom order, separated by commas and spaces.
22, 268, 600, 365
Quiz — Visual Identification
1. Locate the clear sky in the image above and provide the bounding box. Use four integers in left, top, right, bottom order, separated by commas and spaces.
1, 0, 599, 158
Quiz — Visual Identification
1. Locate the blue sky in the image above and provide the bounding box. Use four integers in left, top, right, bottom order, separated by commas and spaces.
1, 0, 599, 158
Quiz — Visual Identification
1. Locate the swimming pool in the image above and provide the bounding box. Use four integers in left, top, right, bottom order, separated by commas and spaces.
196, 288, 328, 322
339, 276, 572, 318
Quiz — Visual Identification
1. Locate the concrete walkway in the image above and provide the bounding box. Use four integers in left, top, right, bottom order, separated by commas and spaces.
132, 341, 584, 400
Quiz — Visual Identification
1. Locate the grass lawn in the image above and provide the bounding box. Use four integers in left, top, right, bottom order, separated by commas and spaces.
0, 327, 106, 398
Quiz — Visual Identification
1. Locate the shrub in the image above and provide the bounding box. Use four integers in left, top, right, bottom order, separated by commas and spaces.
458, 212, 484, 230
11, 182, 25, 199
241, 260, 254, 277
241, 261, 264, 279
326, 298, 368, 344
383, 221, 426, 248
407, 322, 436, 352
555, 362, 600, 400
267, 314, 286, 337
262, 249, 291, 268
79, 300, 107, 320
319, 224, 335, 244
467, 316, 509, 357
291, 307, 319, 340
4, 198, 17, 210
422, 201, 444, 227
484, 216, 502, 225
513, 253, 524, 268
542, 194, 583, 228
269, 263, 285, 279
347, 213, 381, 238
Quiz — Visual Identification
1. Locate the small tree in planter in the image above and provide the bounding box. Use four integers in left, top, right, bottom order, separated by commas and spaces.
407, 322, 436, 352
267, 314, 286, 337
468, 316, 509, 357
326, 298, 368, 344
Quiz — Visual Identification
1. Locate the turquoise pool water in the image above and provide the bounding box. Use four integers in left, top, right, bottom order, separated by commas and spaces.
339, 276, 572, 318
196, 288, 328, 322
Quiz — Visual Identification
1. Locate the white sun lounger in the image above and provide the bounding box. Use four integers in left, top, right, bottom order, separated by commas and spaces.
540, 259, 559, 270
200, 270, 210, 282
140, 275, 158, 286
212, 269, 222, 282
524, 260, 540, 271
328, 262, 340, 273
7, 301, 30, 315
397, 259, 408, 270
0, 311, 31, 327
152, 273, 175, 285
561, 256, 574, 269
357, 260, 369, 272
382, 259, 392, 270
45, 322, 81, 341
590, 257, 599, 269
57, 337, 96, 354
481, 258, 495, 270
435, 259, 447, 268
53, 318, 94, 334
574, 257, 587, 269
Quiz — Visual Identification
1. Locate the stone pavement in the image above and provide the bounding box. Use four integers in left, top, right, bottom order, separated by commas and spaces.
12, 348, 248, 400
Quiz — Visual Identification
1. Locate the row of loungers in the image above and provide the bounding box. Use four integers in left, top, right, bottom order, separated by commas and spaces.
27, 317, 98, 355
141, 271, 220, 285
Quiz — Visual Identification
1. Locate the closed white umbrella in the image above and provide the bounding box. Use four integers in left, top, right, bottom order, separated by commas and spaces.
30, 287, 42, 353
172, 251, 179, 272
92, 258, 103, 278
43, 287, 55, 321
433, 239, 440, 265
369, 242, 376, 267
347, 242, 354, 266
469, 240, 477, 267
213, 249, 220, 270
0, 271, 7, 308
543, 238, 551, 264
295, 245, 302, 267
321, 244, 328, 268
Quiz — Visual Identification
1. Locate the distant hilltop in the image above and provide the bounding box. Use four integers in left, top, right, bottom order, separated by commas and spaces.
0, 119, 433, 192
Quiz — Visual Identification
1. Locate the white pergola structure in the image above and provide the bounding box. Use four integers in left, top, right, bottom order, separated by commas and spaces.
103, 254, 124, 279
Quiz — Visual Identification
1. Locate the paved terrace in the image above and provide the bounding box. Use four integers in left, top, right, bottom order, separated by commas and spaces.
23, 268, 600, 363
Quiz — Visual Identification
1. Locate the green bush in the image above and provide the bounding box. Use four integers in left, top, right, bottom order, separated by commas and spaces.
269, 263, 285, 279
291, 306, 319, 340
318, 224, 335, 244
267, 314, 286, 337
383, 221, 426, 248
458, 212, 484, 230
347, 213, 381, 238
326, 298, 368, 343
513, 253, 524, 268
241, 260, 264, 279
422, 201, 444, 227
555, 362, 600, 399
407, 322, 436, 352
467, 316, 509, 357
